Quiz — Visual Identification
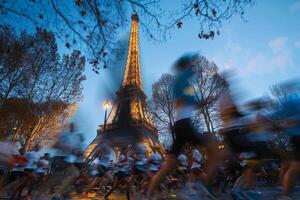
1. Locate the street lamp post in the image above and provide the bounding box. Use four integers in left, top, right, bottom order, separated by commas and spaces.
103, 99, 111, 133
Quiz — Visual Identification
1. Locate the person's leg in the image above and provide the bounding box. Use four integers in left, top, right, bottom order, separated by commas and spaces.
239, 160, 259, 190
8, 176, 24, 197
54, 164, 80, 196
282, 161, 300, 196
233, 174, 246, 190
105, 176, 119, 198
202, 143, 230, 185
125, 177, 131, 200
279, 161, 289, 183
36, 169, 63, 198
243, 166, 257, 189
146, 119, 188, 196
281, 136, 300, 197
186, 172, 194, 193
26, 171, 38, 198
189, 170, 196, 187
147, 155, 178, 196
104, 172, 113, 186
139, 173, 148, 193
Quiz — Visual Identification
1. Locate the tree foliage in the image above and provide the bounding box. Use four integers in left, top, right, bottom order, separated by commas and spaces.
266, 84, 293, 153
0, 99, 76, 150
149, 73, 176, 148
0, 0, 253, 73
192, 55, 226, 135
0, 25, 85, 150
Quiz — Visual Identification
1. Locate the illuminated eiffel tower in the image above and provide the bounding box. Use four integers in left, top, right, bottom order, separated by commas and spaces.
85, 13, 164, 160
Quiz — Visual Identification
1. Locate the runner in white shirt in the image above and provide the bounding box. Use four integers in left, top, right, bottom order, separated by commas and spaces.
190, 149, 204, 186
115, 154, 131, 177
147, 54, 221, 198
97, 154, 113, 176
134, 143, 148, 174
178, 154, 188, 173
10, 148, 26, 182
24, 150, 40, 171
36, 154, 50, 176
37, 123, 81, 200
148, 153, 162, 173
18, 145, 41, 199
191, 149, 202, 169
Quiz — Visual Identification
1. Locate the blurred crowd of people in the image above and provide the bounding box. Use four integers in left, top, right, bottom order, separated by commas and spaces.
145, 53, 300, 200
0, 53, 300, 200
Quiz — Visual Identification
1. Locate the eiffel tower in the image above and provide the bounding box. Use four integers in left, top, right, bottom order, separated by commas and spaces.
85, 13, 164, 161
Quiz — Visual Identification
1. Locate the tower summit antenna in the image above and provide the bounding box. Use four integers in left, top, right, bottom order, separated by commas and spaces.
131, 2, 137, 16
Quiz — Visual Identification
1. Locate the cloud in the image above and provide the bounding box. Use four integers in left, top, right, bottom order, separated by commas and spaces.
290, 1, 300, 12
216, 40, 244, 70
294, 40, 300, 48
212, 38, 294, 77
271, 50, 293, 68
268, 37, 288, 53
244, 54, 267, 73
267, 37, 293, 68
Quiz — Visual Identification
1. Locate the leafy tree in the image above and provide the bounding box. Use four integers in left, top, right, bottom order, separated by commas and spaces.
266, 83, 294, 153
0, 99, 75, 150
0, 26, 85, 150
0, 25, 31, 103
192, 55, 226, 135
149, 73, 176, 148
0, 0, 254, 73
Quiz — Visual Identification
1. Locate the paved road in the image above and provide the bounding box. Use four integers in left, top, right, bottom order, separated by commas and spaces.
1, 185, 300, 199
69, 186, 300, 200
242, 186, 300, 200
72, 185, 300, 200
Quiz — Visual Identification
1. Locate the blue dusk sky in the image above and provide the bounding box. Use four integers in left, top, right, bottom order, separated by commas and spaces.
74, 0, 300, 144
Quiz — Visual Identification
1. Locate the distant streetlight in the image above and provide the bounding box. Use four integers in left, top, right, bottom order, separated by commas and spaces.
103, 99, 111, 133
103, 100, 111, 110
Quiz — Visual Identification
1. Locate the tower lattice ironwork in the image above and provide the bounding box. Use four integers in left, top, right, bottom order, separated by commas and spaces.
85, 14, 164, 161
